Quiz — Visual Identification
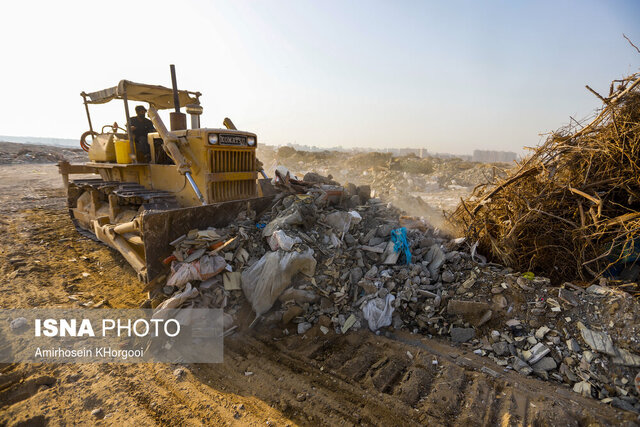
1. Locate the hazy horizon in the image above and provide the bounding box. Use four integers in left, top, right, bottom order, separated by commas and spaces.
2, 0, 639, 155
1, 135, 511, 158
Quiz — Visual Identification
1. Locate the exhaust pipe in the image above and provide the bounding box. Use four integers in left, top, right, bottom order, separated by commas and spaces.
186, 104, 203, 129
169, 64, 187, 131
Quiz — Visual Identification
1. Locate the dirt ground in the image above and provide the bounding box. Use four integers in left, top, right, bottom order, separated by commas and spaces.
0, 164, 638, 426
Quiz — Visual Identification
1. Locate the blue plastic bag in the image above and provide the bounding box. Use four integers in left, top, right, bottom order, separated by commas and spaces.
391, 227, 412, 265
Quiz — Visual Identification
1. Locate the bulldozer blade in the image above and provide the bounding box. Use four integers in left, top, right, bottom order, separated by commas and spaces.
140, 195, 275, 283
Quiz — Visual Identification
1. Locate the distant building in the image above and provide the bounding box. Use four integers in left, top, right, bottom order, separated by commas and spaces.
472, 150, 518, 163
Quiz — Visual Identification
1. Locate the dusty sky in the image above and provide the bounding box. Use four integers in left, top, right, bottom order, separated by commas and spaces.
1, 0, 639, 154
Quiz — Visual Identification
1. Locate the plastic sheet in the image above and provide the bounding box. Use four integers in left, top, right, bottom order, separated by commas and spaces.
167, 255, 227, 289
362, 294, 395, 331
154, 283, 199, 314
241, 248, 316, 316
268, 229, 302, 251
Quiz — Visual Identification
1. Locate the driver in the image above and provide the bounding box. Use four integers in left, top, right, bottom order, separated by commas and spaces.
129, 105, 155, 162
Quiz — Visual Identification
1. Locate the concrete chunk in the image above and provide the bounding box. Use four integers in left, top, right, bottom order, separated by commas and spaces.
577, 322, 617, 356
611, 348, 640, 367
527, 343, 550, 365
451, 327, 475, 343
532, 357, 557, 372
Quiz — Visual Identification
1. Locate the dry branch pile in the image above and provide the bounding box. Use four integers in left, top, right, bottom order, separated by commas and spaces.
453, 72, 640, 283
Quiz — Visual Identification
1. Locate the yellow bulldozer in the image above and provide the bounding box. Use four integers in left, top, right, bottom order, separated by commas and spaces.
59, 65, 274, 284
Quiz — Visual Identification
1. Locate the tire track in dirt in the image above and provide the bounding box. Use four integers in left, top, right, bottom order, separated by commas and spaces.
190, 330, 637, 426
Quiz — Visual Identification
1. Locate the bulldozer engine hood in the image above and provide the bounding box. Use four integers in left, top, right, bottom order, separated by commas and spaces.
84, 80, 200, 109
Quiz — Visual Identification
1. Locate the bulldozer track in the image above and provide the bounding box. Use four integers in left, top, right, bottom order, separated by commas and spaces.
66, 178, 181, 242
69, 179, 181, 211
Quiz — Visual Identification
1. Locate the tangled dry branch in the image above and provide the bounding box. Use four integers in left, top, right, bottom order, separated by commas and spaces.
452, 72, 640, 283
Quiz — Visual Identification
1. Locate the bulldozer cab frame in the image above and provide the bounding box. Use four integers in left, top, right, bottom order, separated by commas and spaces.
80, 79, 202, 164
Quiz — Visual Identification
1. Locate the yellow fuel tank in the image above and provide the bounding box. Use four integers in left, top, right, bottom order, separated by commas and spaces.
88, 134, 116, 162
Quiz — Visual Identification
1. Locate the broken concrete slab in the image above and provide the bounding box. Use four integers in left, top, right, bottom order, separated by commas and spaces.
573, 381, 592, 397
611, 348, 640, 367
426, 244, 445, 277
441, 270, 455, 283
558, 288, 579, 306
527, 343, 550, 365
535, 325, 550, 340
297, 322, 312, 334
450, 327, 475, 343
360, 244, 386, 253
382, 241, 400, 265
577, 322, 617, 356
492, 341, 510, 357
341, 314, 357, 334
532, 357, 557, 372
586, 284, 610, 295
512, 357, 532, 376
447, 300, 492, 326
566, 338, 581, 353
184, 247, 206, 263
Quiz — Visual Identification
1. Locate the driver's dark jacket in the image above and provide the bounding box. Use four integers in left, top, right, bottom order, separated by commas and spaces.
129, 116, 155, 143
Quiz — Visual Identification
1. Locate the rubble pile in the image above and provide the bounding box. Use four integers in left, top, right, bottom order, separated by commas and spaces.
148, 169, 640, 413
454, 72, 640, 285
431, 160, 503, 188
428, 268, 640, 413
0, 141, 87, 164
258, 146, 509, 211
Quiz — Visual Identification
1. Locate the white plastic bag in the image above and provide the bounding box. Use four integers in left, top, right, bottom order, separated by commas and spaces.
197, 255, 227, 280
241, 248, 316, 316
167, 255, 227, 288
325, 210, 362, 234
268, 230, 302, 251
153, 282, 199, 320
262, 207, 304, 237
362, 294, 395, 331
167, 262, 198, 289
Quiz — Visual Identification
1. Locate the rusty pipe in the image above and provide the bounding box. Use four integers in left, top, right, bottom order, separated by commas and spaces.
93, 223, 146, 274
113, 218, 140, 235
170, 64, 181, 113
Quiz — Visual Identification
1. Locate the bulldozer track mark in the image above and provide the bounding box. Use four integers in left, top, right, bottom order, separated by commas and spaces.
214, 330, 632, 426
368, 355, 409, 394
455, 374, 497, 426
221, 335, 420, 426
396, 366, 437, 407
0, 375, 56, 410
335, 344, 384, 382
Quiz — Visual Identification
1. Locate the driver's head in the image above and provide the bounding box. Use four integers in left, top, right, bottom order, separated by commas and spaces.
135, 105, 147, 117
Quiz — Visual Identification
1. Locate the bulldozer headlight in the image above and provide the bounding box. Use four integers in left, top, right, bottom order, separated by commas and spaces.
208, 134, 218, 145
247, 136, 256, 146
